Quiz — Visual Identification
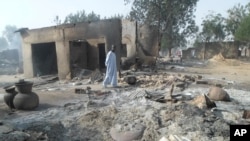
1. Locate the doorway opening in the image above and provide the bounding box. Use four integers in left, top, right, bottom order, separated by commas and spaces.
69, 40, 89, 78
98, 43, 106, 70
31, 42, 58, 76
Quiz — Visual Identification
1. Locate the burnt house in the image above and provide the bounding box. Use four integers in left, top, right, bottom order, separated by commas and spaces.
19, 19, 159, 80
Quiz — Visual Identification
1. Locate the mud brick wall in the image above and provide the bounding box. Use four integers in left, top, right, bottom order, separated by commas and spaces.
20, 19, 122, 79
183, 41, 241, 60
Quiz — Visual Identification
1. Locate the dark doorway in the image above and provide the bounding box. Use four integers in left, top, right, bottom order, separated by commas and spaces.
31, 42, 58, 76
121, 44, 127, 57
69, 40, 89, 78
98, 43, 106, 69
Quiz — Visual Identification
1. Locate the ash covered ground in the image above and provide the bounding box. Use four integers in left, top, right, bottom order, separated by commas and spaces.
1, 57, 250, 141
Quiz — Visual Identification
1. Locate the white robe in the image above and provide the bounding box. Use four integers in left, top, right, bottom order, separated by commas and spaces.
103, 51, 117, 87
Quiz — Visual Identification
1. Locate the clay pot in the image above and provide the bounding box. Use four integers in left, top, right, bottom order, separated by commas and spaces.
15, 81, 33, 93
13, 92, 39, 110
3, 85, 17, 109
13, 80, 39, 110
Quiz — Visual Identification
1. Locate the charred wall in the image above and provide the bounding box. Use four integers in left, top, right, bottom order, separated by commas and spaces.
137, 24, 159, 56
121, 20, 137, 69
122, 20, 137, 58
121, 21, 159, 69
20, 19, 122, 79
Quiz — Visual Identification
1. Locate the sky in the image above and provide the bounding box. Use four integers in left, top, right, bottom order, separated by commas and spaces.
0, 0, 249, 33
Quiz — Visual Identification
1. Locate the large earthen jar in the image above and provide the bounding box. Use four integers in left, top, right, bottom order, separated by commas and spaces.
13, 80, 39, 110
3, 85, 17, 109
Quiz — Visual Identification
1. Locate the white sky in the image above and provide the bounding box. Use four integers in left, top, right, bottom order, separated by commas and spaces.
0, 0, 249, 33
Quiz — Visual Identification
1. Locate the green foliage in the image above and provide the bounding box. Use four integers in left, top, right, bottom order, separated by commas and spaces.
104, 14, 126, 20
225, 3, 250, 39
63, 10, 100, 24
53, 10, 101, 25
194, 2, 250, 45
193, 32, 205, 48
127, 0, 198, 52
235, 14, 250, 42
200, 12, 226, 42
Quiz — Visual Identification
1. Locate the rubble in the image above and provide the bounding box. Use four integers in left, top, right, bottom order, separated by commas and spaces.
110, 123, 145, 141
1, 56, 250, 141
89, 69, 103, 83
196, 80, 208, 84
242, 110, 250, 119
191, 94, 216, 110
123, 75, 137, 85
0, 123, 30, 141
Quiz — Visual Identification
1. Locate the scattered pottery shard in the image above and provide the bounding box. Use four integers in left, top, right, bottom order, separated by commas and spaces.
207, 86, 230, 101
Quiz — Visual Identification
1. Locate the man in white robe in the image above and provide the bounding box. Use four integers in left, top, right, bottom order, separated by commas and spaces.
103, 45, 117, 88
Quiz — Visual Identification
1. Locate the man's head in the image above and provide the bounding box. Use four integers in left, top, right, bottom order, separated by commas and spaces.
111, 45, 116, 52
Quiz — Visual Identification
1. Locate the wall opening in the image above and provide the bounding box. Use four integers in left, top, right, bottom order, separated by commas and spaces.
69, 40, 89, 78
31, 42, 58, 76
121, 44, 127, 57
98, 43, 106, 70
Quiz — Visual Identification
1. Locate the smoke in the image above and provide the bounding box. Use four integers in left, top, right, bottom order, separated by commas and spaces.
0, 25, 23, 74
2, 26, 22, 50
8, 32, 23, 64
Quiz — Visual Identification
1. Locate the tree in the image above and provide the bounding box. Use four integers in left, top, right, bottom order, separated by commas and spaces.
53, 10, 101, 25
225, 3, 250, 40
235, 14, 250, 42
104, 14, 125, 20
63, 10, 100, 24
86, 11, 101, 22
200, 12, 226, 42
53, 15, 61, 25
125, 0, 198, 56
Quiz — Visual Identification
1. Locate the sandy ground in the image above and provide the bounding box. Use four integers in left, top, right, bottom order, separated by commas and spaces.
1, 58, 250, 141
187, 58, 250, 90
